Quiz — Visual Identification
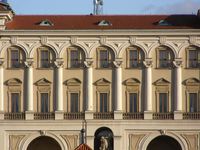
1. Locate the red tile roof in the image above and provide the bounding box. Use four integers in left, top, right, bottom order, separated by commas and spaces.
74, 144, 92, 150
5, 14, 200, 30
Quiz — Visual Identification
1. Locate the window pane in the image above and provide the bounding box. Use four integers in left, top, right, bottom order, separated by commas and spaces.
189, 50, 199, 68
129, 93, 138, 113
129, 50, 139, 68
41, 93, 49, 113
100, 93, 108, 112
189, 93, 197, 112
40, 50, 49, 68
100, 50, 109, 68
70, 50, 80, 68
11, 50, 20, 68
159, 93, 168, 113
11, 93, 19, 112
159, 50, 171, 68
70, 93, 79, 112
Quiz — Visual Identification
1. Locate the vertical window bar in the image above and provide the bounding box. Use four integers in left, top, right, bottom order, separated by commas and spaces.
129, 93, 138, 113
11, 93, 19, 113
100, 93, 108, 112
100, 50, 109, 68
70, 93, 79, 112
11, 50, 20, 68
41, 93, 49, 113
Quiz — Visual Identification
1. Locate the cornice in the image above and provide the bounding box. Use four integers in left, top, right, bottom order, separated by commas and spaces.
0, 29, 200, 36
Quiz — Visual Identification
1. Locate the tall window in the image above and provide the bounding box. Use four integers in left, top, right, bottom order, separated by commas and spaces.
129, 93, 138, 113
70, 50, 82, 68
40, 50, 50, 68
159, 50, 172, 68
11, 49, 20, 68
188, 50, 200, 68
11, 93, 20, 113
70, 93, 79, 112
99, 50, 110, 68
159, 93, 168, 113
188, 93, 198, 112
99, 93, 108, 112
129, 50, 139, 68
41, 93, 49, 113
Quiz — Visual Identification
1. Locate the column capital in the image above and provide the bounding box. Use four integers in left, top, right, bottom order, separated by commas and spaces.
84, 58, 93, 68
54, 59, 64, 68
24, 58, 34, 68
143, 58, 153, 68
0, 58, 4, 67
113, 59, 123, 68
173, 59, 183, 68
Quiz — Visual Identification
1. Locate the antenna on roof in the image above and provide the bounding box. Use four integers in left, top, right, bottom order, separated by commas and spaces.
93, 0, 103, 15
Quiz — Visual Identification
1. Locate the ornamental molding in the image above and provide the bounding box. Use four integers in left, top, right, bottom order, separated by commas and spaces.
54, 59, 64, 68
100, 36, 107, 45
40, 36, 48, 45
159, 36, 167, 45
10, 36, 18, 45
54, 41, 68, 48
189, 36, 197, 45
129, 36, 137, 45
70, 36, 78, 45
0, 58, 4, 67
143, 59, 153, 68
113, 59, 123, 68
24, 59, 34, 68
84, 41, 97, 48
173, 59, 183, 68
84, 58, 93, 68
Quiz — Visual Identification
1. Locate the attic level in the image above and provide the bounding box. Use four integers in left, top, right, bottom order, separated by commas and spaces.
0, 2, 14, 30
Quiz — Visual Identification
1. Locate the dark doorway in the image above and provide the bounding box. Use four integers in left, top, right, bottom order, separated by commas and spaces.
27, 136, 61, 150
94, 127, 113, 150
147, 135, 182, 150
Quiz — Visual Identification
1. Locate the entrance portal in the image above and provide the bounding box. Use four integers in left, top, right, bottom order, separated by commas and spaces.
147, 135, 182, 150
27, 136, 62, 150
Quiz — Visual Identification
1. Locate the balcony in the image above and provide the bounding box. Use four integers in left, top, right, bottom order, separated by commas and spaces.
153, 113, 174, 120
183, 112, 200, 120
94, 112, 114, 119
64, 112, 84, 120
34, 112, 55, 120
123, 113, 144, 120
4, 112, 25, 120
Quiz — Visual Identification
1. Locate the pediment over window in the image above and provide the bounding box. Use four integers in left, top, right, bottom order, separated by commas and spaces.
154, 78, 170, 85
124, 78, 140, 86
35, 78, 51, 86
64, 78, 81, 86
183, 78, 200, 86
95, 78, 111, 86
6, 78, 22, 86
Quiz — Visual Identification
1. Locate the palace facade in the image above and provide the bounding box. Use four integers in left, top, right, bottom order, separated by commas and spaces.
0, 2, 199, 150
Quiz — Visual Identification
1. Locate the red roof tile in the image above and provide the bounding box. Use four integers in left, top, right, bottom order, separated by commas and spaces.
5, 14, 200, 30
75, 143, 92, 150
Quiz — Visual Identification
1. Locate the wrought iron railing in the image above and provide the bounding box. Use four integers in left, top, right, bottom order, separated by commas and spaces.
123, 113, 144, 120
64, 112, 85, 120
34, 112, 55, 120
4, 112, 25, 120
153, 113, 174, 120
183, 112, 200, 120
94, 112, 114, 119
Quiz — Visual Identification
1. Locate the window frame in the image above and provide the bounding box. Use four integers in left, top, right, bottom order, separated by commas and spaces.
158, 92, 169, 113
186, 46, 200, 69
68, 92, 80, 113
127, 92, 139, 113
10, 92, 21, 113
8, 47, 23, 69
97, 92, 110, 113
37, 47, 52, 69
187, 93, 199, 112
97, 47, 112, 69
40, 92, 50, 113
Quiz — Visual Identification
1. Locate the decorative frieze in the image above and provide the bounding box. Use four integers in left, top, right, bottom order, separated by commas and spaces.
24, 59, 34, 68
130, 36, 137, 45
113, 59, 123, 68
189, 36, 197, 45
100, 36, 107, 45
84, 58, 93, 68
9, 135, 25, 150
41, 36, 48, 45
143, 59, 153, 68
10, 36, 18, 45
173, 59, 183, 68
159, 36, 167, 45
70, 36, 78, 45
54, 59, 64, 68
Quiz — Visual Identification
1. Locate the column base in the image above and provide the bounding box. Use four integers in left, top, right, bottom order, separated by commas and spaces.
144, 111, 153, 120
174, 111, 183, 120
25, 111, 34, 120
85, 111, 93, 120
114, 111, 123, 120
0, 111, 4, 120
55, 111, 64, 120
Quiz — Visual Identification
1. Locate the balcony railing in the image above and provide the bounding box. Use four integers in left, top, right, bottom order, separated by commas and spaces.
64, 112, 84, 120
94, 112, 114, 119
123, 113, 144, 120
153, 113, 174, 120
183, 112, 200, 120
34, 112, 55, 120
4, 112, 25, 120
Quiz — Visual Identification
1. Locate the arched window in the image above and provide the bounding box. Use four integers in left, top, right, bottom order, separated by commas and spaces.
97, 47, 114, 68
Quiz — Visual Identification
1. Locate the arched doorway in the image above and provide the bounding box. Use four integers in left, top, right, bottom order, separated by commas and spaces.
147, 135, 182, 150
27, 136, 62, 150
94, 127, 113, 150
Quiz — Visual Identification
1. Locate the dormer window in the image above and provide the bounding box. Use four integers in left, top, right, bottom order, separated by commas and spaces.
158, 20, 172, 26
39, 19, 54, 26
98, 20, 112, 26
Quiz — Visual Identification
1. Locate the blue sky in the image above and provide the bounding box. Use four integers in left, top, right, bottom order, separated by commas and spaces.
6, 0, 200, 15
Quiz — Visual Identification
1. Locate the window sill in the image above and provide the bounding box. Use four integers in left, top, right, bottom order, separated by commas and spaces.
36, 68, 53, 70
185, 67, 200, 70
155, 67, 172, 70
6, 68, 23, 70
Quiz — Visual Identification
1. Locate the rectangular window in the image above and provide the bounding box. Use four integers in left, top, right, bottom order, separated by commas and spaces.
99, 50, 109, 68
70, 50, 81, 68
159, 50, 171, 68
40, 50, 50, 68
129, 50, 139, 68
189, 93, 198, 112
188, 50, 200, 68
11, 50, 20, 68
70, 93, 79, 112
11, 93, 20, 113
99, 93, 108, 112
159, 93, 168, 113
129, 93, 138, 113
40, 93, 49, 113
